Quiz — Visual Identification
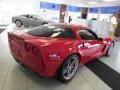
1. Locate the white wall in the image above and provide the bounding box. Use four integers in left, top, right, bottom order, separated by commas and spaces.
67, 12, 81, 24
88, 13, 98, 20
0, 0, 41, 15
87, 13, 117, 24
39, 9, 60, 22
0, 0, 41, 24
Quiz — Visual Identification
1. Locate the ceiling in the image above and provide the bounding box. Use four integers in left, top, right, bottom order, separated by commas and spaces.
39, 0, 120, 7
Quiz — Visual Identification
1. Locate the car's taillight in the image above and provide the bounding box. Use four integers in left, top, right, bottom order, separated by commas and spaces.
25, 43, 32, 52
32, 47, 39, 55
25, 43, 39, 55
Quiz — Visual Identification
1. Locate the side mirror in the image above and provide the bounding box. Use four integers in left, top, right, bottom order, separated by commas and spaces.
98, 37, 103, 41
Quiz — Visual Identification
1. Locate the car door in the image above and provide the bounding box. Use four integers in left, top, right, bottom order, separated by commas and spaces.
28, 15, 39, 26
78, 29, 105, 64
31, 15, 42, 26
23, 15, 33, 25
23, 15, 37, 26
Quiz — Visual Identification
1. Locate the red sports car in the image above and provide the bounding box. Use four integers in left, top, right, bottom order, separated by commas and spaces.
8, 23, 114, 82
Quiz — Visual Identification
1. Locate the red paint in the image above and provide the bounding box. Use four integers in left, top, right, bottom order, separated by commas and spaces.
8, 24, 113, 77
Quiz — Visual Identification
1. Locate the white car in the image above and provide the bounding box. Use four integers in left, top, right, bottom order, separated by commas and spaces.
12, 14, 53, 27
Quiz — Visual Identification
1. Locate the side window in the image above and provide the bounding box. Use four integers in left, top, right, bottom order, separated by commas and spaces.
25, 15, 33, 18
32, 16, 37, 20
79, 30, 97, 40
24, 15, 31, 18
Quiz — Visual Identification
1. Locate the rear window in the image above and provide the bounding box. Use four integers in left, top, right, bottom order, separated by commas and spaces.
27, 24, 76, 39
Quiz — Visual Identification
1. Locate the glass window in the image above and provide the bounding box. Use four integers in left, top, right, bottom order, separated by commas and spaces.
79, 29, 98, 40
22, 15, 33, 18
27, 24, 76, 39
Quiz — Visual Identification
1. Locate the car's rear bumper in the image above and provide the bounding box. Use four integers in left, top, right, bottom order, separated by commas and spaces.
11, 50, 51, 76
8, 32, 64, 78
10, 47, 63, 78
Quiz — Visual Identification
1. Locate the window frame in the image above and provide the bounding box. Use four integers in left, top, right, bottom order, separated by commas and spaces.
78, 29, 99, 40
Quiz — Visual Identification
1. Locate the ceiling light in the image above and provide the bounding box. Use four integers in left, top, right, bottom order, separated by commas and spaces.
103, 0, 118, 1
77, 3, 84, 6
87, 2, 98, 4
59, 0, 65, 3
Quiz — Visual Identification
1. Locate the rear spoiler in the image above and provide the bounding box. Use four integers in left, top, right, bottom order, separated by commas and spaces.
8, 32, 24, 40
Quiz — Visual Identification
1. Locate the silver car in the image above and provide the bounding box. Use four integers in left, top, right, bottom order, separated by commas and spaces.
12, 14, 53, 27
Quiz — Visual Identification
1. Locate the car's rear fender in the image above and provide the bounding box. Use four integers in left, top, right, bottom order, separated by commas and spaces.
32, 40, 81, 77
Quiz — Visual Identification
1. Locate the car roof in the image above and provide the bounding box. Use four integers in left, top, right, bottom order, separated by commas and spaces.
48, 23, 89, 32
29, 23, 89, 33
21, 14, 36, 16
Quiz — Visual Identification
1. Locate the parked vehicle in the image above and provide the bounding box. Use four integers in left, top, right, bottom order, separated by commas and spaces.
12, 14, 53, 27
8, 23, 114, 82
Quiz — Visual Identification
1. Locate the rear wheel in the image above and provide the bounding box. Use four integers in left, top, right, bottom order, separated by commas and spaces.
57, 54, 79, 82
105, 42, 114, 56
15, 20, 22, 27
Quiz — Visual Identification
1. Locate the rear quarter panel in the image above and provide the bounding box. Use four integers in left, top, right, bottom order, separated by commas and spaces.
26, 39, 80, 76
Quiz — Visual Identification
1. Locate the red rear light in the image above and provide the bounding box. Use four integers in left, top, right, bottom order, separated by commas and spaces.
32, 47, 39, 55
25, 43, 39, 55
25, 43, 32, 52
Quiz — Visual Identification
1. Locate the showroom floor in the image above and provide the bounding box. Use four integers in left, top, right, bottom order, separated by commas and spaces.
0, 24, 120, 90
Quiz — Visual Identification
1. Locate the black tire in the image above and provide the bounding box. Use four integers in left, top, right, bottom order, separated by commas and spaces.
105, 42, 114, 57
15, 20, 22, 27
57, 54, 79, 82
41, 22, 48, 25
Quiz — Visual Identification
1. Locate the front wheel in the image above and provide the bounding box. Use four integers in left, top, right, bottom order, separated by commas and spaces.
57, 54, 79, 82
105, 42, 114, 56
15, 20, 22, 27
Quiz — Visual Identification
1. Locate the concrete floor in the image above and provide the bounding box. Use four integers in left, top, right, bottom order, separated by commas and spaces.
0, 24, 120, 90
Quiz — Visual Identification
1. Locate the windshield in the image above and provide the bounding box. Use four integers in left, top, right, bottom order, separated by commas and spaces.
27, 24, 76, 39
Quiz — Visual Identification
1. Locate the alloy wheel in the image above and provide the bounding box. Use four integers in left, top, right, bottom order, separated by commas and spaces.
63, 57, 79, 80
